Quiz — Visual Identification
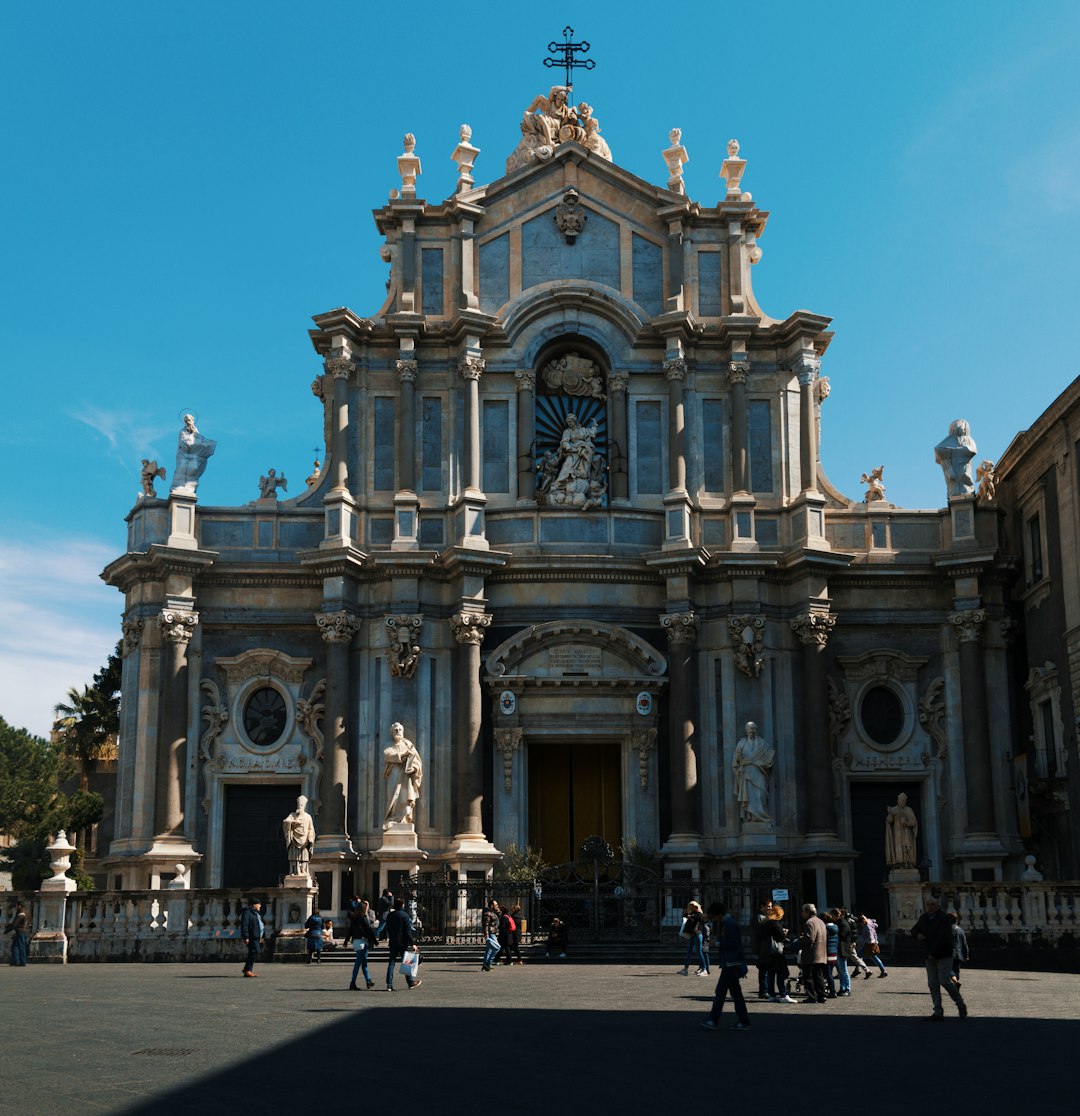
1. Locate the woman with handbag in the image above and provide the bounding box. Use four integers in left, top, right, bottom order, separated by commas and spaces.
857, 913, 888, 978
677, 900, 710, 976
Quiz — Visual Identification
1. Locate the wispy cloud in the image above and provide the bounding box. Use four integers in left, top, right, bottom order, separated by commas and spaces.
0, 537, 122, 738
68, 403, 174, 470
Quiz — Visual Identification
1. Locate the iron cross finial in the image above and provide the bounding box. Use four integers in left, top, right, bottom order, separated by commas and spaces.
543, 26, 595, 91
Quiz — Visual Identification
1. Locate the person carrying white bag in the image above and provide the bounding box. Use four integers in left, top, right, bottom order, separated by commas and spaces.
384, 897, 422, 992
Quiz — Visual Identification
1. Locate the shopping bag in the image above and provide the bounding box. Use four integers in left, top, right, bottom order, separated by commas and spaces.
400, 949, 420, 977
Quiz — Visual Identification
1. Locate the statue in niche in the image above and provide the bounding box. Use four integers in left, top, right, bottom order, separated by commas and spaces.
258, 468, 288, 500
139, 458, 165, 498
541, 352, 605, 399
172, 413, 217, 494
282, 794, 316, 877
885, 792, 919, 869
733, 721, 775, 823
976, 459, 996, 504
383, 721, 423, 829
860, 464, 886, 503
934, 419, 977, 498
540, 413, 605, 510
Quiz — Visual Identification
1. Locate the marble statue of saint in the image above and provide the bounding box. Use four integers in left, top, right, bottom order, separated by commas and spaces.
733, 721, 775, 823
140, 458, 165, 498
172, 413, 217, 493
383, 721, 423, 830
282, 794, 316, 877
885, 792, 919, 869
934, 419, 976, 499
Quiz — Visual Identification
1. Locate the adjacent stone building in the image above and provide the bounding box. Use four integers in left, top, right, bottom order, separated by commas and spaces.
101, 92, 1028, 921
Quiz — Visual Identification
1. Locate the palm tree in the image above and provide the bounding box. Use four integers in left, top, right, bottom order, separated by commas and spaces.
52, 642, 121, 791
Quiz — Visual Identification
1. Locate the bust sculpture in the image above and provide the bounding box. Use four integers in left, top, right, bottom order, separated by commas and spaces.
885, 792, 919, 869
282, 794, 316, 877
733, 721, 775, 823
383, 721, 423, 829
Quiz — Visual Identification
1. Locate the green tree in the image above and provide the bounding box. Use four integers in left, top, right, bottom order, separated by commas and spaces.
52, 640, 121, 790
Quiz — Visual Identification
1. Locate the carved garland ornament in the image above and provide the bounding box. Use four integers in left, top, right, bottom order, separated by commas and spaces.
121, 617, 144, 654
790, 612, 835, 647
494, 727, 523, 792
632, 727, 658, 790
450, 612, 492, 645
160, 610, 199, 644
826, 676, 852, 754
199, 678, 229, 814
386, 614, 423, 679
660, 611, 698, 646
728, 615, 765, 678
317, 611, 361, 644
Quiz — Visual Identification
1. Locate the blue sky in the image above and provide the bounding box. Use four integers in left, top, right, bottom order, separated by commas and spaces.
3, 1, 1079, 737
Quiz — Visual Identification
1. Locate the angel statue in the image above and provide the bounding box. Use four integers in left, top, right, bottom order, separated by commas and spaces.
860, 465, 886, 503
140, 458, 166, 498
258, 468, 288, 500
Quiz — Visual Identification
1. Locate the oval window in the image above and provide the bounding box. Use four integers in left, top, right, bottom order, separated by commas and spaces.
861, 685, 904, 746
243, 687, 287, 747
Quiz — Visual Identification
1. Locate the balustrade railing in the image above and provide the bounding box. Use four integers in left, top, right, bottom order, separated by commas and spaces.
927, 882, 1080, 938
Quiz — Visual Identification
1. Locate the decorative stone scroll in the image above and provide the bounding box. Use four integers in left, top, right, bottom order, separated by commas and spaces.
660, 611, 698, 647
632, 728, 658, 790
316, 611, 361, 644
386, 614, 422, 679
159, 610, 198, 644
790, 612, 835, 647
216, 649, 312, 686
450, 612, 492, 645
728, 615, 765, 678
494, 727, 523, 792
918, 676, 947, 759
121, 617, 144, 654
296, 679, 326, 762
948, 609, 986, 643
540, 352, 604, 399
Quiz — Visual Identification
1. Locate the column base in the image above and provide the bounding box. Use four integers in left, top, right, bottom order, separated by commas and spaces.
728, 492, 758, 551
789, 492, 831, 551
321, 490, 358, 548
447, 832, 501, 860
452, 492, 489, 550
662, 492, 692, 550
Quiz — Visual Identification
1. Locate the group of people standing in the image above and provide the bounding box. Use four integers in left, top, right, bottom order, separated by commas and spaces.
480, 900, 526, 969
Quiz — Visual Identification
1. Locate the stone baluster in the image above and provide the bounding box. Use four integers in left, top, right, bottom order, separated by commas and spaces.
791, 611, 838, 834
157, 609, 198, 836
1009, 892, 1022, 928
316, 610, 361, 842
728, 360, 750, 493
450, 612, 492, 841
608, 371, 629, 501
660, 611, 700, 837
958, 889, 974, 931
515, 369, 536, 499
948, 610, 996, 835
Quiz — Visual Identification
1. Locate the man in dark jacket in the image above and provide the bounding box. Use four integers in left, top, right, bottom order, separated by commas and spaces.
700, 902, 751, 1030
7, 903, 29, 967
384, 899, 421, 991
240, 899, 264, 977
911, 898, 967, 1020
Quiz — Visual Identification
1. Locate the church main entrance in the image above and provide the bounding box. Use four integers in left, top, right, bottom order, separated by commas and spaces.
222, 783, 302, 888
528, 738, 622, 864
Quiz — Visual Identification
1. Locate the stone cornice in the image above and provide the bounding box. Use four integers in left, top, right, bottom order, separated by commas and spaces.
298, 546, 370, 578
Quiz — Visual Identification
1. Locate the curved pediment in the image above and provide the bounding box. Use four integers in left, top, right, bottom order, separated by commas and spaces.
486, 620, 666, 680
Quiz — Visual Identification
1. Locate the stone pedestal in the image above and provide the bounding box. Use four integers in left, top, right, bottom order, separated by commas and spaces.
274, 877, 318, 961
885, 868, 924, 931
167, 490, 199, 550
373, 826, 428, 891
31, 832, 79, 963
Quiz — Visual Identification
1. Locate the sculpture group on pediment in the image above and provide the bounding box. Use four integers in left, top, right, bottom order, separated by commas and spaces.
507, 87, 613, 172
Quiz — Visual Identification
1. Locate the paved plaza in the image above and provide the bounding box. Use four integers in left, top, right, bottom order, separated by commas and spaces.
1, 960, 1076, 1113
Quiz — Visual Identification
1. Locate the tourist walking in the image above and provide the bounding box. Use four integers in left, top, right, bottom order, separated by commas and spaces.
481, 901, 501, 971
857, 913, 888, 978
384, 898, 421, 991
911, 898, 967, 1020
799, 904, 828, 1003
823, 909, 839, 997
678, 900, 710, 976
240, 899, 264, 977
305, 910, 324, 963
949, 911, 970, 986
764, 905, 795, 1002
751, 899, 774, 999
700, 901, 751, 1030
841, 908, 870, 979
831, 908, 853, 995
7, 902, 28, 967
507, 902, 525, 964
347, 899, 378, 990
376, 888, 394, 939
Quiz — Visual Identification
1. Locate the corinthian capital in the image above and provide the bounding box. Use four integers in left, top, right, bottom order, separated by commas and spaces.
458, 355, 485, 382
122, 616, 144, 654
395, 359, 418, 383
159, 610, 199, 644
660, 611, 698, 647
727, 360, 750, 385
663, 358, 686, 382
324, 351, 354, 380
316, 610, 361, 644
608, 371, 629, 393
949, 609, 986, 643
791, 611, 836, 646
794, 355, 820, 387
450, 611, 492, 645
514, 369, 536, 392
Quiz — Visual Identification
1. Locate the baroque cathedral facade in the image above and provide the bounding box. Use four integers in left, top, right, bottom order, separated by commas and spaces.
102, 90, 1025, 919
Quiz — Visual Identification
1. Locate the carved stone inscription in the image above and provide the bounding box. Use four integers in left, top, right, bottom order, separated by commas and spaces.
548, 646, 601, 674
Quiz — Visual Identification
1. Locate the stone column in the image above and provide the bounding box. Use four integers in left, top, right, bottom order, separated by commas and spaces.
515, 369, 536, 500
660, 611, 700, 837
950, 609, 996, 835
325, 352, 352, 491
156, 609, 198, 836
316, 610, 361, 843
796, 356, 820, 493
396, 358, 417, 493
608, 371, 629, 502
728, 360, 749, 493
791, 611, 837, 835
664, 359, 687, 494
450, 611, 492, 841
460, 355, 484, 494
